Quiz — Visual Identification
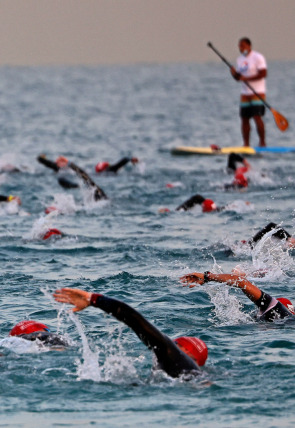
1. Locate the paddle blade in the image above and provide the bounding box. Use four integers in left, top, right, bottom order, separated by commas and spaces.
271, 108, 289, 132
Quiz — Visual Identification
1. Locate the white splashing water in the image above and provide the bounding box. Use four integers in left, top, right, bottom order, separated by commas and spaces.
223, 200, 255, 214
48, 193, 79, 215
69, 312, 102, 382
205, 258, 254, 326
22, 211, 60, 240
249, 228, 295, 281
0, 336, 52, 353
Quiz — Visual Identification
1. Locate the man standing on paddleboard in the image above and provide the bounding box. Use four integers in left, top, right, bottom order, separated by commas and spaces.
230, 38, 267, 147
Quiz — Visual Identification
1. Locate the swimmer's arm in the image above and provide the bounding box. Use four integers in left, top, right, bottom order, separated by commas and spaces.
180, 272, 262, 303
37, 155, 60, 172
243, 158, 251, 170
53, 288, 171, 351
107, 157, 130, 173
68, 162, 96, 187
68, 162, 108, 199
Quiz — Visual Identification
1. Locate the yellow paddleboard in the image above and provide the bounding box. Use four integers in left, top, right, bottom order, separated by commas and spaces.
171, 146, 257, 156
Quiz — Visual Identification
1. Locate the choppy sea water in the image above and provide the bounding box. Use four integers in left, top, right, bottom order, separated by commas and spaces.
0, 61, 295, 427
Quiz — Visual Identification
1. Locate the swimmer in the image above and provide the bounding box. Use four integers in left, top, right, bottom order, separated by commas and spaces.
42, 228, 63, 240
159, 194, 226, 214
38, 154, 108, 201
181, 271, 295, 322
176, 194, 220, 212
9, 320, 68, 347
37, 154, 79, 189
53, 288, 208, 378
227, 153, 250, 174
0, 194, 21, 205
248, 222, 295, 249
95, 157, 138, 173
224, 153, 251, 190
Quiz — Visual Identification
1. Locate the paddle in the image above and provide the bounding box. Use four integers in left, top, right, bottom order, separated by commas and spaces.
207, 42, 289, 132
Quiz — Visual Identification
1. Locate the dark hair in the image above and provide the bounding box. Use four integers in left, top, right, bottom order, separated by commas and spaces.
239, 37, 252, 46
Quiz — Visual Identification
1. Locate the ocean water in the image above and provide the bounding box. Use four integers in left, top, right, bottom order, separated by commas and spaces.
0, 61, 295, 427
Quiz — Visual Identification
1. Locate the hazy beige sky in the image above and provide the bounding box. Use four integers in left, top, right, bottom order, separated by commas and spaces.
0, 0, 294, 66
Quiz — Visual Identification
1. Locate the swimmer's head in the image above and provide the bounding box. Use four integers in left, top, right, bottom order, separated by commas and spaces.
174, 336, 208, 366
202, 199, 217, 213
42, 228, 62, 240
56, 156, 69, 168
9, 320, 50, 336
158, 207, 170, 213
277, 298, 295, 314
233, 172, 248, 188
95, 162, 110, 173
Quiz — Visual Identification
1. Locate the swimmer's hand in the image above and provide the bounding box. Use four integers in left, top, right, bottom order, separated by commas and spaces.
53, 288, 91, 312
180, 273, 204, 288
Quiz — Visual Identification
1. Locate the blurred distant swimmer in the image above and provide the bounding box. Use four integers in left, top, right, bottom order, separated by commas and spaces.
181, 271, 295, 322
0, 164, 20, 173
95, 157, 139, 174
159, 194, 221, 213
0, 194, 21, 205
37, 154, 108, 201
176, 194, 220, 212
224, 153, 251, 190
42, 228, 63, 240
9, 320, 68, 347
53, 287, 208, 378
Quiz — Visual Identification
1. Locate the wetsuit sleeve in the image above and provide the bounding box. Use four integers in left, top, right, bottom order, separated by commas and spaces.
176, 194, 205, 211
227, 153, 244, 172
68, 162, 108, 200
107, 157, 131, 173
255, 291, 292, 321
90, 294, 200, 377
249, 223, 291, 247
37, 155, 60, 172
0, 195, 8, 202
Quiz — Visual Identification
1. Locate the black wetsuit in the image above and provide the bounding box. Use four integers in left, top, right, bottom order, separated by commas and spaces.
37, 155, 108, 200
0, 195, 9, 202
176, 194, 223, 212
90, 293, 200, 378
105, 157, 134, 173
69, 162, 108, 201
37, 155, 79, 189
19, 331, 68, 347
176, 194, 205, 211
255, 291, 294, 322
249, 223, 291, 248
227, 153, 245, 173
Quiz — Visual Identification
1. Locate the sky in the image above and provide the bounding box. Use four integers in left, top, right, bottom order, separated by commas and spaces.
0, 0, 294, 66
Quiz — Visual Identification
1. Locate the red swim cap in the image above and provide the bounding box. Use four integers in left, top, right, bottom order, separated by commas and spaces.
42, 228, 62, 240
233, 172, 248, 188
45, 206, 58, 214
9, 320, 50, 336
174, 336, 208, 366
95, 162, 110, 173
277, 298, 295, 314
202, 199, 217, 213
55, 156, 69, 168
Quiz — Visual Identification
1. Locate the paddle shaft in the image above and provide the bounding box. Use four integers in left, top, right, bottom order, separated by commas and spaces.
207, 42, 271, 110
